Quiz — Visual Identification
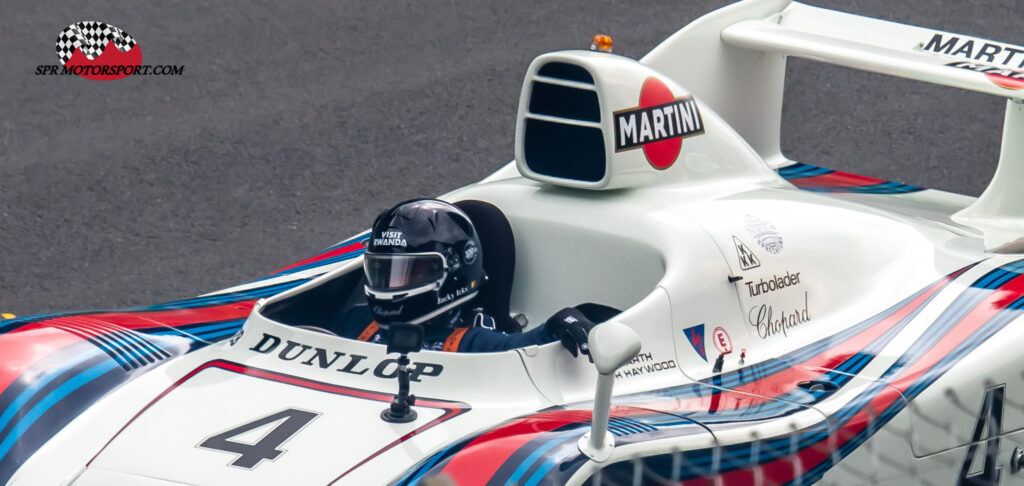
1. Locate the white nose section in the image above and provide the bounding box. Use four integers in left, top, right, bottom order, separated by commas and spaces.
85, 363, 447, 485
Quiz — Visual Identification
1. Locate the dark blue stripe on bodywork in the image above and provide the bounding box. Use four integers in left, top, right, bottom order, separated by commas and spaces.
777, 162, 924, 194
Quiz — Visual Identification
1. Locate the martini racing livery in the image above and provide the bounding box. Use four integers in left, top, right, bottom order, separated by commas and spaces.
7, 1, 1024, 484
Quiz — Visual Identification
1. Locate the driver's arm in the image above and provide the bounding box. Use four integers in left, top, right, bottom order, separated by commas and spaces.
457, 308, 595, 355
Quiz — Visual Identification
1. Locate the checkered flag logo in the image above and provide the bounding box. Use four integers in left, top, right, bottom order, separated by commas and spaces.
56, 21, 137, 66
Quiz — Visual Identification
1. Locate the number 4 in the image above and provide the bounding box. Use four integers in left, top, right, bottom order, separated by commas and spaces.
199, 408, 319, 469
958, 385, 1005, 486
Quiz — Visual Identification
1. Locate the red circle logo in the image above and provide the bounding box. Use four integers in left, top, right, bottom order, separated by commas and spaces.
638, 78, 683, 169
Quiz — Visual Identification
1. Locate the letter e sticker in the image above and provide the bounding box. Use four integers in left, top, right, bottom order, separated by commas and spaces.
712, 326, 733, 355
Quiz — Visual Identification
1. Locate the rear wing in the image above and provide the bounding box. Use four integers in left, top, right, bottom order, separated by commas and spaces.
642, 0, 1024, 243
724, 4, 1024, 99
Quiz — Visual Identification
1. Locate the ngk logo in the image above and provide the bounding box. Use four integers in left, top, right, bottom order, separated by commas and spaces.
613, 77, 705, 169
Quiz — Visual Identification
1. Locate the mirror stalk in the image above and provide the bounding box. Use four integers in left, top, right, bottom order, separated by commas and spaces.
578, 321, 642, 462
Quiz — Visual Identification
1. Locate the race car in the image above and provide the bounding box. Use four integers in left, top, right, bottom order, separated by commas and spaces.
5, 0, 1024, 484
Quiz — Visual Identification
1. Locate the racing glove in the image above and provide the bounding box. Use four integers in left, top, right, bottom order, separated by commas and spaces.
544, 308, 596, 357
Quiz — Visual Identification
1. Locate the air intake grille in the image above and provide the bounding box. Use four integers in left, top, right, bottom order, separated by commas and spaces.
523, 62, 605, 183
528, 82, 600, 122
537, 62, 594, 83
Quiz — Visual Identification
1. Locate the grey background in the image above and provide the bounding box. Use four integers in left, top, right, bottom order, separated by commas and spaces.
0, 1, 1019, 315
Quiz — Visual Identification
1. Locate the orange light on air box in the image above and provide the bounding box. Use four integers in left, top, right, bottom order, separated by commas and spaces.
590, 35, 613, 53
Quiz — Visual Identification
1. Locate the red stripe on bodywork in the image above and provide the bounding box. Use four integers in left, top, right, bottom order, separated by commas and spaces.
273, 241, 365, 275
12, 301, 256, 334
439, 409, 592, 484
790, 171, 885, 188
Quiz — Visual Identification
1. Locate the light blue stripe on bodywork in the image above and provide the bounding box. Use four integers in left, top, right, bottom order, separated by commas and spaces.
0, 356, 120, 461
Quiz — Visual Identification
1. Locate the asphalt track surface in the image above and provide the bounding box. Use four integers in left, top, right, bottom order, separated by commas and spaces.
0, 1, 1020, 315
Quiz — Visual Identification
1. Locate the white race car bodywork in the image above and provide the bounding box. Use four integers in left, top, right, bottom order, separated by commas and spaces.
6, 1, 1024, 485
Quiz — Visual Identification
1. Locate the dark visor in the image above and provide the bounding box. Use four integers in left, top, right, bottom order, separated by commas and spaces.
364, 253, 445, 291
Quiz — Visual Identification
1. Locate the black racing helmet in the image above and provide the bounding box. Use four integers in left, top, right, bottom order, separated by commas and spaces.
363, 199, 486, 327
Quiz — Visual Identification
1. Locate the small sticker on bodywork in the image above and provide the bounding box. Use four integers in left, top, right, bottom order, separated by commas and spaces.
732, 236, 761, 270
682, 324, 707, 362
615, 351, 677, 379
712, 326, 733, 354
745, 215, 783, 256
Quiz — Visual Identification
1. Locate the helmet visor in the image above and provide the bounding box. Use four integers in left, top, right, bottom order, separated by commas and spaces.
364, 253, 445, 291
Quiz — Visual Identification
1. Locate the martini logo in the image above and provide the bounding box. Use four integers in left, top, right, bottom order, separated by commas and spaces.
613, 77, 705, 169
682, 324, 707, 362
55, 21, 141, 80
922, 33, 1024, 69
920, 33, 1024, 90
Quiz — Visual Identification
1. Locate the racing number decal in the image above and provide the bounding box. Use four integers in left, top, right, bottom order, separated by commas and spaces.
199, 408, 319, 469
958, 385, 1005, 486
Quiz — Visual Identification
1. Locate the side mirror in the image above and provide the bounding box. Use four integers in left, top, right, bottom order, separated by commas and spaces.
578, 321, 642, 462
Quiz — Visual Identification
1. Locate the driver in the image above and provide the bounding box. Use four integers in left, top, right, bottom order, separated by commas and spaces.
333, 198, 595, 355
